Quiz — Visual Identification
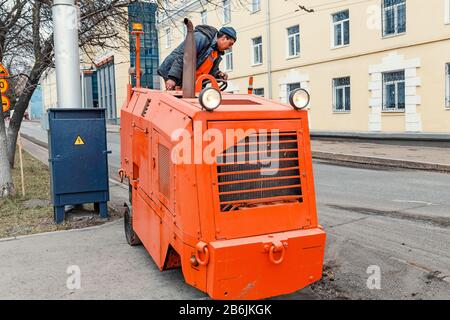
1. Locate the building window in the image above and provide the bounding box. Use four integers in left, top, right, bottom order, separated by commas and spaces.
223, 0, 231, 24
333, 77, 351, 112
383, 0, 406, 36
332, 10, 350, 47
97, 60, 117, 121
446, 0, 450, 23
287, 83, 301, 97
251, 0, 261, 12
253, 88, 264, 97
224, 48, 233, 71
165, 28, 171, 48
252, 36, 263, 65
287, 25, 300, 58
446, 63, 450, 108
201, 10, 207, 24
383, 71, 405, 112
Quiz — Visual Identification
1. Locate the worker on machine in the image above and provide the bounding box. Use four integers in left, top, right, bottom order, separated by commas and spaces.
158, 25, 237, 91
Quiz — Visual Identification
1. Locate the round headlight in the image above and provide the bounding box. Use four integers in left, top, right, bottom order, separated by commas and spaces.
199, 87, 222, 111
289, 88, 310, 110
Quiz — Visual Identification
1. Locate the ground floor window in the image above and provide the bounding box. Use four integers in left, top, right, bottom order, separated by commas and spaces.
383, 70, 405, 112
287, 82, 301, 96
253, 88, 264, 97
97, 60, 117, 121
446, 63, 450, 108
333, 77, 351, 112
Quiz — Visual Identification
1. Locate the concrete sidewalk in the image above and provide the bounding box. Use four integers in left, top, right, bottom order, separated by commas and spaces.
312, 139, 450, 172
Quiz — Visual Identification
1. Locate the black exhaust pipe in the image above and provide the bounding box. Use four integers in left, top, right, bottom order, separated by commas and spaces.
182, 18, 196, 99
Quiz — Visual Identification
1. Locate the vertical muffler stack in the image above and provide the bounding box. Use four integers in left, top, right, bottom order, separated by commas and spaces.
182, 18, 196, 99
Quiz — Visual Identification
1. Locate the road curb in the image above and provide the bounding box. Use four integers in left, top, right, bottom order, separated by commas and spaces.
22, 131, 450, 173
313, 151, 450, 173
0, 219, 124, 243
20, 133, 48, 149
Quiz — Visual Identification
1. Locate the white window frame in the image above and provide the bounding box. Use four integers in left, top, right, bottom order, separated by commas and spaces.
224, 48, 233, 71
445, 0, 450, 24
201, 10, 208, 24
165, 28, 171, 48
252, 36, 263, 66
223, 0, 231, 24
382, 0, 406, 37
286, 25, 300, 58
382, 70, 406, 112
250, 0, 261, 13
333, 77, 351, 112
446, 63, 450, 108
332, 10, 350, 48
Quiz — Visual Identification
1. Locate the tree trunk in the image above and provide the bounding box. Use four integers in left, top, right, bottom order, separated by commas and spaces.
0, 111, 15, 198
7, 72, 39, 168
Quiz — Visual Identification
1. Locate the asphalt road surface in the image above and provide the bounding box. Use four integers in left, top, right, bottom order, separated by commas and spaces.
13, 122, 450, 300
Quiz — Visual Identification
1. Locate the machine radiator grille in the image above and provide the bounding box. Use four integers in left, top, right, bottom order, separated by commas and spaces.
216, 131, 303, 212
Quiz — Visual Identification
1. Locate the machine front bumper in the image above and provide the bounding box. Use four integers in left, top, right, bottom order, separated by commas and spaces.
205, 228, 326, 300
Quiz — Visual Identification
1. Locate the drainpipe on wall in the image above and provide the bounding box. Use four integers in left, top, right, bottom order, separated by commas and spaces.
266, 0, 273, 99
52, 0, 82, 108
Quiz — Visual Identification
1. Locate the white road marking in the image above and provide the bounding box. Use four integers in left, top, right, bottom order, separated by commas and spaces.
392, 200, 433, 206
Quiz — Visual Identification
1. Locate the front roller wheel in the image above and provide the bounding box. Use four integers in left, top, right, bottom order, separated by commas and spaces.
124, 204, 142, 246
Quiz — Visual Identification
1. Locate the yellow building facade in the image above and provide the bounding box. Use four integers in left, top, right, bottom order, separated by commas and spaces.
158, 0, 450, 133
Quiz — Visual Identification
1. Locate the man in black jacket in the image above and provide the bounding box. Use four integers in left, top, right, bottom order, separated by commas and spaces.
158, 25, 237, 90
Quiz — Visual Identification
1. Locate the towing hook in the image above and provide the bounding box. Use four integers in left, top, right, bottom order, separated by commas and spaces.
267, 240, 287, 265
195, 241, 210, 266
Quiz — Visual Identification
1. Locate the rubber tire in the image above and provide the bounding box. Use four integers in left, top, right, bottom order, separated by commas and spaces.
124, 205, 142, 246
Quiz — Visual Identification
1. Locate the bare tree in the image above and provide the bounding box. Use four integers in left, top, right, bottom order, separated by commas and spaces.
0, 0, 132, 198
0, 0, 26, 197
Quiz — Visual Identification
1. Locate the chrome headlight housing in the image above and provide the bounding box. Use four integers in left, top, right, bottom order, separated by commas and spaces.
199, 87, 222, 111
289, 88, 310, 110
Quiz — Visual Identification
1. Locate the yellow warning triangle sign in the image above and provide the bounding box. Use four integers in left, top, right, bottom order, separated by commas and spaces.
74, 136, 85, 145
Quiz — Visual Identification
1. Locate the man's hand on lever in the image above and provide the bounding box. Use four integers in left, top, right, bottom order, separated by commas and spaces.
216, 72, 228, 81
165, 79, 176, 91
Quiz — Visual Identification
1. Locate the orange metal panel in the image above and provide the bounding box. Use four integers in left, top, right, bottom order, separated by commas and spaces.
206, 228, 326, 300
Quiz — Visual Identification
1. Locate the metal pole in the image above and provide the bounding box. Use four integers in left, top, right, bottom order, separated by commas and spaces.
18, 132, 25, 198
136, 33, 141, 88
52, 0, 82, 108
266, 0, 273, 99
81, 68, 85, 108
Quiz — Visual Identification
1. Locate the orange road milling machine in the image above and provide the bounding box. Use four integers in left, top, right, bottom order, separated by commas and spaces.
119, 20, 326, 300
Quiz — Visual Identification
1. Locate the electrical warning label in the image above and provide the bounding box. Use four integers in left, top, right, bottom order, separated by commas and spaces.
74, 136, 85, 145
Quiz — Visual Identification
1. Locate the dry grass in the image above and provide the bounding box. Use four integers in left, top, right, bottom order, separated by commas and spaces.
0, 149, 120, 239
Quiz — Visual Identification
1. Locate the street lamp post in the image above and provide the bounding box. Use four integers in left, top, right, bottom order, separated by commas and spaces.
52, 0, 82, 108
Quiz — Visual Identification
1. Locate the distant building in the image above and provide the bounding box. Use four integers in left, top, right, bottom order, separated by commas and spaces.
29, 85, 43, 120
129, 0, 161, 90
158, 0, 450, 134
40, 0, 160, 124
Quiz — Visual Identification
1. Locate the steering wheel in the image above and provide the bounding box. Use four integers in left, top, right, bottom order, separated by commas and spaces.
197, 77, 228, 92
